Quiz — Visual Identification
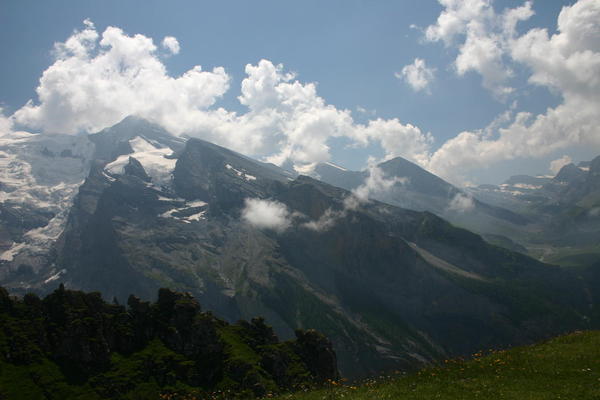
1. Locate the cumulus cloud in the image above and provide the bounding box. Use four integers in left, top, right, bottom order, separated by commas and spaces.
396, 58, 436, 93
241, 198, 292, 232
161, 36, 180, 54
549, 155, 573, 175
360, 118, 433, 166
425, 0, 533, 98
13, 23, 229, 134
10, 4, 600, 186
448, 193, 475, 213
421, 0, 600, 184
10, 21, 433, 174
0, 108, 13, 136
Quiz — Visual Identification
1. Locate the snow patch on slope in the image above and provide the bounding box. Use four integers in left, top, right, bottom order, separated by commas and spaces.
225, 163, 257, 182
0, 131, 94, 262
0, 242, 26, 261
159, 200, 208, 223
105, 136, 176, 185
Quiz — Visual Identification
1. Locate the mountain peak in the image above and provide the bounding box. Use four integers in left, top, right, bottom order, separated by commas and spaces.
590, 155, 600, 174
89, 116, 185, 162
553, 163, 586, 183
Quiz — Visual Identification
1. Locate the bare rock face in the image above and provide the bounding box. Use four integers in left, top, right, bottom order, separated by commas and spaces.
2, 117, 595, 380
124, 156, 151, 182
173, 138, 289, 213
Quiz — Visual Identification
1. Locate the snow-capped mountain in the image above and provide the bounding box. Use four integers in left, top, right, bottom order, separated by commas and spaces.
467, 158, 600, 265
0, 117, 595, 378
0, 130, 94, 284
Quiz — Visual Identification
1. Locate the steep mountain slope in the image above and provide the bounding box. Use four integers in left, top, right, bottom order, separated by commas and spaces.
0, 130, 95, 286
314, 157, 530, 247
32, 118, 593, 378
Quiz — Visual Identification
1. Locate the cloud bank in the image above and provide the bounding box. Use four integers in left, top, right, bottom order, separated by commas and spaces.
8, 0, 600, 185
10, 23, 430, 174
422, 0, 600, 183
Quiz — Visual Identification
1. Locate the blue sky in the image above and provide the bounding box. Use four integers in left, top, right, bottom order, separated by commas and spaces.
1, 0, 598, 184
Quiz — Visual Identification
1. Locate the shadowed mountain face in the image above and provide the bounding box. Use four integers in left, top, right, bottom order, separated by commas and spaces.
0, 117, 596, 378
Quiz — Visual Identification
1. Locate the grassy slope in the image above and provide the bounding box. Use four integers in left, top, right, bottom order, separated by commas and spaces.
273, 331, 600, 400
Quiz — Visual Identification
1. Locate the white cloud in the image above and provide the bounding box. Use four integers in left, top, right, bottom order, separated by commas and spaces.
12, 4, 599, 187
421, 0, 600, 184
301, 208, 344, 232
356, 106, 376, 116
425, 0, 534, 98
306, 162, 408, 229
241, 198, 292, 232
162, 36, 180, 55
360, 118, 433, 166
448, 193, 475, 212
348, 161, 407, 207
397, 58, 435, 93
0, 108, 13, 136
549, 155, 572, 175
10, 22, 431, 175
13, 23, 229, 134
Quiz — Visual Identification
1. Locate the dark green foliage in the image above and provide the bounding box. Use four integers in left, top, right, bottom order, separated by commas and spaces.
0, 286, 338, 399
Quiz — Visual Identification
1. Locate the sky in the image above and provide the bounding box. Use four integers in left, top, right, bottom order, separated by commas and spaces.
1, 0, 599, 185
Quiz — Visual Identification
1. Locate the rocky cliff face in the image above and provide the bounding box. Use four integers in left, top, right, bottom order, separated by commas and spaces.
0, 117, 596, 378
32, 118, 591, 378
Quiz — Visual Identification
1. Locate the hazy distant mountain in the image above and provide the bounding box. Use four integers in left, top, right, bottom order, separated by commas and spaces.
314, 157, 530, 249
0, 117, 595, 378
468, 157, 600, 266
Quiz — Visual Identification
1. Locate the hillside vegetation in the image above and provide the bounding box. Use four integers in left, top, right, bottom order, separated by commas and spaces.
0, 286, 337, 399
273, 331, 600, 400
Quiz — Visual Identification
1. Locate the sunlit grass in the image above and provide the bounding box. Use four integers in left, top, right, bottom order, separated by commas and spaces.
269, 331, 600, 400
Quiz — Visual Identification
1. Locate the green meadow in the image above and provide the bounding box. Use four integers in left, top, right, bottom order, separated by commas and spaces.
272, 331, 600, 400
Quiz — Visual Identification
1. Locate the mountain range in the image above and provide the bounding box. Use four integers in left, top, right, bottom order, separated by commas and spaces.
0, 116, 597, 378
467, 157, 600, 265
